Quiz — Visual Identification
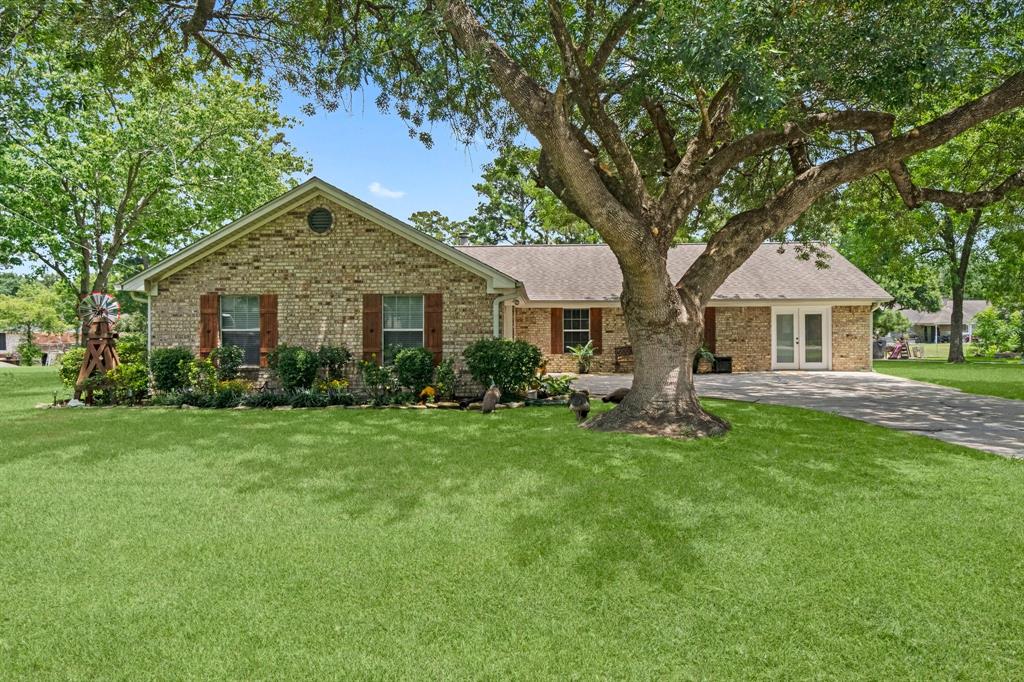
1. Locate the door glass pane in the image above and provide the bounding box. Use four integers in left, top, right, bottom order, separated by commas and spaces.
804, 313, 823, 363
775, 314, 795, 363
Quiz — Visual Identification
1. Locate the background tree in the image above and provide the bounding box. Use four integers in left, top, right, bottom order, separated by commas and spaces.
0, 49, 308, 339
409, 146, 599, 244
872, 308, 911, 339
0, 281, 74, 364
67, 0, 1024, 437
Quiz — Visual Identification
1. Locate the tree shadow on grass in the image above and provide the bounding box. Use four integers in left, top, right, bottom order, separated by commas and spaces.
6, 399, 997, 593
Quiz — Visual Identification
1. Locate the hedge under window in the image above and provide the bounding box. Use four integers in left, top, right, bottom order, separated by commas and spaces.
221, 295, 260, 365
563, 308, 590, 352
383, 295, 424, 363
307, 207, 334, 234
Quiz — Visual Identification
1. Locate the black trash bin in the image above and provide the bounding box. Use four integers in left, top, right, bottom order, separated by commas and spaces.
713, 356, 732, 373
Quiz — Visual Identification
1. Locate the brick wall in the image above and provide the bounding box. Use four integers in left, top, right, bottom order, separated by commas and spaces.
831, 305, 872, 370
514, 306, 631, 373
150, 195, 496, 382
714, 306, 772, 372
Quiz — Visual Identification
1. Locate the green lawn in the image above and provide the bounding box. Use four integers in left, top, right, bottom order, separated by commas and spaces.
2, 367, 1024, 678
875, 358, 1024, 400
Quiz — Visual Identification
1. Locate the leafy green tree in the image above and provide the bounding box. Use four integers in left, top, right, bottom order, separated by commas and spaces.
0, 50, 308, 330
408, 210, 471, 245
67, 0, 1024, 437
0, 281, 73, 346
872, 308, 911, 338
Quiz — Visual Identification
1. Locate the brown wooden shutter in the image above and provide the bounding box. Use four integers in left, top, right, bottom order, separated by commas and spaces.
589, 308, 603, 354
424, 293, 443, 366
362, 293, 383, 364
199, 293, 219, 358
703, 306, 717, 353
259, 294, 278, 368
550, 307, 563, 354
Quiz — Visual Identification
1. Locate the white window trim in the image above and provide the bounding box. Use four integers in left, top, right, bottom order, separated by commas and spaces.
220, 295, 261, 366
382, 295, 426, 353
562, 308, 590, 352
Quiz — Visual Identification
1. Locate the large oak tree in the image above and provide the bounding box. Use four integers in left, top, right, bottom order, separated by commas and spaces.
64, 0, 1024, 436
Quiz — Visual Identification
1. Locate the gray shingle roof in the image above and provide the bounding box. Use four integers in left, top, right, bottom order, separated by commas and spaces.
900, 299, 991, 326
456, 243, 891, 303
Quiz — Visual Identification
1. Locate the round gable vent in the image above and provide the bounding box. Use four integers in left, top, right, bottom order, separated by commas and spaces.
307, 207, 334, 234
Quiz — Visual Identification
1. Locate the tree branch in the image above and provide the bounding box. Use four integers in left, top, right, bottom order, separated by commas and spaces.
886, 163, 1024, 212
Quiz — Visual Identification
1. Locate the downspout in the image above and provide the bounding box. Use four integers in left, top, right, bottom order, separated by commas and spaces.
492, 293, 518, 338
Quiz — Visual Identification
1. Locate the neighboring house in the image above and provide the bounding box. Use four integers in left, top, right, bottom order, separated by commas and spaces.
0, 330, 22, 364
900, 299, 991, 343
121, 178, 891, 377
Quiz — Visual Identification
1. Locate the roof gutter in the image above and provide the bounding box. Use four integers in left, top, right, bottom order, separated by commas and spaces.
492, 293, 518, 338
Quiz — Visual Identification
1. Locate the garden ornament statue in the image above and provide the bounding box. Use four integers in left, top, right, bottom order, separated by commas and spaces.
74, 292, 121, 402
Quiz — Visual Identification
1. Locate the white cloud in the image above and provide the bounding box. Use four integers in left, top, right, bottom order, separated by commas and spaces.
368, 181, 405, 199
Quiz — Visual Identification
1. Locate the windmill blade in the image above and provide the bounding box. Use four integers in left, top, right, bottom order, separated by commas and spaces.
78, 291, 121, 325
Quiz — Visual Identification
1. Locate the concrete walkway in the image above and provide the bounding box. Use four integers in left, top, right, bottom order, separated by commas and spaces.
573, 371, 1024, 458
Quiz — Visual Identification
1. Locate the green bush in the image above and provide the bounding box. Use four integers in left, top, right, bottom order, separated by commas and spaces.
186, 357, 219, 394
434, 358, 457, 400
17, 340, 41, 366
59, 347, 87, 388
540, 374, 573, 397
359, 359, 397, 405
317, 345, 352, 381
117, 333, 148, 365
150, 347, 193, 392
106, 363, 150, 404
267, 344, 319, 390
212, 379, 251, 408
209, 344, 245, 380
393, 347, 434, 393
463, 338, 542, 397
241, 390, 292, 408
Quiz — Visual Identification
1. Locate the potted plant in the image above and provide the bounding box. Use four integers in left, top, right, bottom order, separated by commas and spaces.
695, 346, 715, 374
568, 340, 595, 374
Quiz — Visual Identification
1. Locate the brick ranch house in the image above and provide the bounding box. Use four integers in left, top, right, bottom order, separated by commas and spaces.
121, 177, 891, 378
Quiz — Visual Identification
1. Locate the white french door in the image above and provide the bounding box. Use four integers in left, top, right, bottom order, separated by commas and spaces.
772, 306, 831, 370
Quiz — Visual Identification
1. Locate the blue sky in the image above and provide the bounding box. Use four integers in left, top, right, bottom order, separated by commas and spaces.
279, 87, 496, 222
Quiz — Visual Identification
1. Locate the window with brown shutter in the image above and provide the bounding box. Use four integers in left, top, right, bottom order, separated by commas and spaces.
703, 306, 717, 353
424, 293, 443, 366
549, 307, 563, 354
362, 293, 383, 364
198, 293, 219, 358
259, 294, 278, 368
590, 308, 603, 354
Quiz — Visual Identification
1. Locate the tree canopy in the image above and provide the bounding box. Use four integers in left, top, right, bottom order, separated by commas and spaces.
0, 44, 309, 302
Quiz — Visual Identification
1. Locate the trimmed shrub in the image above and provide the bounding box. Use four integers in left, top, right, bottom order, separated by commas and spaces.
187, 357, 219, 394
117, 333, 148, 365
317, 345, 352, 381
393, 347, 434, 393
359, 359, 397, 406
59, 346, 87, 388
209, 344, 245, 380
105, 363, 150, 404
150, 347, 193, 392
267, 344, 319, 390
212, 379, 251, 408
463, 338, 542, 397
434, 358, 457, 399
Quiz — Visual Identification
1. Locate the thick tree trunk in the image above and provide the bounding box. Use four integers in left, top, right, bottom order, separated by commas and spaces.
948, 282, 966, 363
584, 255, 729, 438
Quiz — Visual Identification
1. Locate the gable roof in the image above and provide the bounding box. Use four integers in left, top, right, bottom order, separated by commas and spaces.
901, 299, 991, 326
121, 177, 520, 293
457, 243, 891, 303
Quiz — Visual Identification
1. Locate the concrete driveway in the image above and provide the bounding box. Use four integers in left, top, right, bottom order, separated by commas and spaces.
573, 371, 1024, 458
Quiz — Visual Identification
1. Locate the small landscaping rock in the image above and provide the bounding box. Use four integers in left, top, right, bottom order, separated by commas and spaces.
433, 401, 461, 409
272, 405, 292, 411
181, 404, 198, 410
506, 401, 525, 409
233, 405, 251, 410
34, 403, 51, 410
467, 401, 482, 410
67, 399, 85, 408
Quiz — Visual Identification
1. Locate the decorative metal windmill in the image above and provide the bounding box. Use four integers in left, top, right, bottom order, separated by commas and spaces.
74, 292, 121, 401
